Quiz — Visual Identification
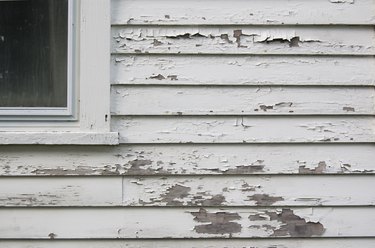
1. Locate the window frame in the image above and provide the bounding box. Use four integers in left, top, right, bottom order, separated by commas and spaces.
0, 0, 76, 119
0, 0, 119, 145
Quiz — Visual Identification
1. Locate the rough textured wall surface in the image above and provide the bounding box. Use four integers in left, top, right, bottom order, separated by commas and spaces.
1, 0, 375, 247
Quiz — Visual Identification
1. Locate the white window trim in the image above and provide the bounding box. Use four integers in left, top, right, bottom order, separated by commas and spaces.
0, 0, 119, 145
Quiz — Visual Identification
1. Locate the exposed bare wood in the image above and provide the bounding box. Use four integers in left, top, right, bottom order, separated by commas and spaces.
112, 116, 375, 143
0, 208, 374, 238
111, 86, 375, 116
1, 144, 374, 176
111, 0, 375, 25
112, 26, 375, 55
111, 55, 375, 86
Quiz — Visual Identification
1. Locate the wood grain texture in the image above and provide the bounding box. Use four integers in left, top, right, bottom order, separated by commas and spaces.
122, 176, 375, 207
111, 86, 375, 115
0, 176, 373, 207
1, 144, 374, 176
111, 0, 375, 25
112, 116, 375, 143
0, 208, 374, 238
111, 55, 375, 86
111, 26, 375, 55
3, 239, 375, 248
0, 177, 122, 207
0, 132, 119, 145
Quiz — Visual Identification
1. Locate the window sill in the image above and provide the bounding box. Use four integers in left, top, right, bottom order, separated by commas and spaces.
0, 132, 119, 145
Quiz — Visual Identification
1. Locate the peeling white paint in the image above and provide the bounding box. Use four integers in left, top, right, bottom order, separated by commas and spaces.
0, 208, 374, 238
111, 0, 375, 25
111, 26, 375, 55
111, 55, 375, 86
111, 86, 375, 115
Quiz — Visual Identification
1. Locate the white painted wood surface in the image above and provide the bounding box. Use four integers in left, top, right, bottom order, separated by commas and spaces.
0, 177, 122, 207
0, 208, 374, 238
112, 26, 375, 55
2, 0, 375, 245
111, 0, 375, 25
111, 55, 375, 86
0, 176, 373, 207
112, 117, 375, 143
1, 145, 374, 176
111, 86, 375, 115
3, 239, 375, 248
79, 0, 113, 133
0, 132, 119, 145
122, 176, 375, 207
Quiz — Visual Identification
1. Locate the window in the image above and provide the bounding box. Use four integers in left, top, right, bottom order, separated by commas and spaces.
0, 0, 118, 145
0, 0, 73, 118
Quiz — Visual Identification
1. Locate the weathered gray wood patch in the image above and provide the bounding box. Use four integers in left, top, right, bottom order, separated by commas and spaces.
0, 178, 122, 207
111, 55, 375, 86
123, 176, 375, 207
112, 0, 375, 25
3, 239, 375, 248
112, 26, 375, 55
111, 86, 375, 115
1, 144, 374, 176
112, 116, 375, 143
1, 208, 374, 238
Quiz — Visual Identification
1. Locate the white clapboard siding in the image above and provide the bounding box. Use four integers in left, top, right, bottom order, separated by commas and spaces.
111, 86, 375, 115
111, 55, 375, 86
0, 178, 122, 207
122, 176, 375, 207
0, 208, 374, 238
111, 0, 375, 25
111, 26, 375, 55
3, 240, 375, 248
2, 240, 373, 248
1, 145, 374, 176
112, 116, 375, 143
0, 176, 374, 207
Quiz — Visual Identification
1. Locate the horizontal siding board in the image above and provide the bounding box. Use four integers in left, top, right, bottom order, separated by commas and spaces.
1, 144, 375, 176
111, 55, 375, 86
111, 26, 375, 55
0, 178, 122, 207
0, 207, 374, 238
111, 86, 375, 115
111, 0, 375, 25
123, 176, 375, 207
0, 176, 374, 207
112, 116, 375, 143
3, 239, 375, 248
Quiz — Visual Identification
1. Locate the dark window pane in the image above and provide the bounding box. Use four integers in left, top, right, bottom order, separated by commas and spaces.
0, 0, 68, 108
